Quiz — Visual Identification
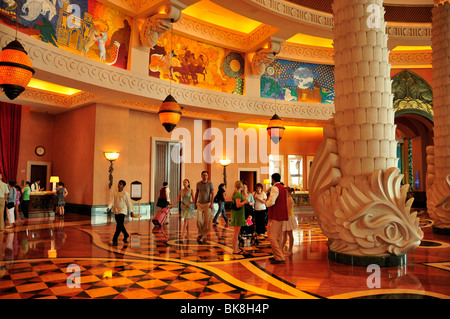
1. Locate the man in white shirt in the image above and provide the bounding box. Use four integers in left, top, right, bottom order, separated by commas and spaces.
0, 173, 9, 232
31, 178, 42, 192
107, 180, 133, 246
265, 173, 289, 264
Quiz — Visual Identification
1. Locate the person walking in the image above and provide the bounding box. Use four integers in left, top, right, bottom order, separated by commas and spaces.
194, 171, 214, 244
230, 180, 248, 254
107, 180, 134, 246
171, 179, 195, 239
265, 173, 289, 264
156, 182, 171, 209
0, 174, 9, 232
212, 183, 229, 226
21, 182, 31, 221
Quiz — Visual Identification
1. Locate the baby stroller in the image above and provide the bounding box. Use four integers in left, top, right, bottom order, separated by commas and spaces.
238, 206, 260, 247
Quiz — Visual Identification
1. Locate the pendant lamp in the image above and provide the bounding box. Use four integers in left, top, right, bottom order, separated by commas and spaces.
267, 113, 285, 144
158, 94, 182, 132
0, 39, 35, 100
158, 20, 182, 133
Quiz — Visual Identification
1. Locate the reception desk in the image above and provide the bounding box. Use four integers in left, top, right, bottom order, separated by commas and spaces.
29, 191, 56, 213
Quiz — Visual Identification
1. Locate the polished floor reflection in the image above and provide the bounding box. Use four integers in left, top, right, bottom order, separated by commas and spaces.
1, 208, 449, 299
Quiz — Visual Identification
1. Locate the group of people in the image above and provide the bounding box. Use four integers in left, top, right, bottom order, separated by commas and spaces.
0, 174, 69, 232
108, 171, 297, 264
229, 173, 296, 263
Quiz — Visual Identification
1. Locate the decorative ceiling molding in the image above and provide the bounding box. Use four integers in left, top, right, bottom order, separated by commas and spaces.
279, 42, 334, 64
0, 28, 333, 122
249, 0, 334, 29
121, 99, 233, 121
0, 87, 103, 110
390, 50, 432, 66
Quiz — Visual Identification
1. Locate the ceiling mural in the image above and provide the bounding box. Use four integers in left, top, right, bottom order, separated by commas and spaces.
149, 33, 245, 95
261, 59, 335, 104
0, 0, 131, 69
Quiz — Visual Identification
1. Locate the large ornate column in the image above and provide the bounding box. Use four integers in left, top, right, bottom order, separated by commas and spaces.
427, 0, 450, 235
309, 0, 423, 266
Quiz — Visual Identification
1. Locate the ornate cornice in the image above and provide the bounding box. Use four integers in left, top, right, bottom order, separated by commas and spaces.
249, 0, 334, 29
390, 49, 432, 66
279, 42, 334, 64
0, 28, 334, 122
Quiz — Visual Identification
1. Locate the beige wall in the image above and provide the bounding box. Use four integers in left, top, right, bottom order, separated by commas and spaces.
17, 103, 323, 208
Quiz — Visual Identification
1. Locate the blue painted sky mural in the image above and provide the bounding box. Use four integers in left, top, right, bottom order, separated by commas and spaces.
261, 59, 335, 104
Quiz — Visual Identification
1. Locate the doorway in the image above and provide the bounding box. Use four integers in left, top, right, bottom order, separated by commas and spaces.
153, 141, 182, 206
27, 161, 51, 191
239, 169, 259, 193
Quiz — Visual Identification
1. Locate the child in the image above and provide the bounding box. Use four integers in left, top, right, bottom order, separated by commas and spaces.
246, 215, 253, 226
282, 187, 297, 256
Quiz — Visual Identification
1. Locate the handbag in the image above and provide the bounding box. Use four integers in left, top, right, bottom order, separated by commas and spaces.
6, 202, 15, 209
231, 199, 238, 211
156, 197, 168, 208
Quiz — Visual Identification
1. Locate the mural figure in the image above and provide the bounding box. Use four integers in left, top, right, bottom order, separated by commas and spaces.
21, 0, 57, 22
97, 30, 108, 61
149, 34, 244, 94
0, 0, 131, 69
3, 0, 17, 11
33, 17, 58, 46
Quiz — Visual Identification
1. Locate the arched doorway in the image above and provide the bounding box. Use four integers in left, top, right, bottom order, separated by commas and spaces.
392, 70, 434, 208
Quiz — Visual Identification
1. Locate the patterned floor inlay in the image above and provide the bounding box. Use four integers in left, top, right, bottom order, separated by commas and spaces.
0, 258, 271, 299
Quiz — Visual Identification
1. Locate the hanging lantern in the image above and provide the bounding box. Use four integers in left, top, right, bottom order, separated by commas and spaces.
0, 40, 35, 100
267, 113, 285, 144
158, 94, 182, 132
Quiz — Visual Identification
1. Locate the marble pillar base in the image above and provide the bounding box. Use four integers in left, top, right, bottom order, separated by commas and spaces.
328, 249, 408, 267
432, 225, 450, 235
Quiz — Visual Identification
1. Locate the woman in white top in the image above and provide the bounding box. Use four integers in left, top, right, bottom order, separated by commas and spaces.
253, 183, 267, 236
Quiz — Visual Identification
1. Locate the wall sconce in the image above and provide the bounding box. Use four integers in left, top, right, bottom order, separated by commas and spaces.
263, 178, 271, 191
219, 158, 231, 186
50, 176, 59, 192
104, 152, 119, 189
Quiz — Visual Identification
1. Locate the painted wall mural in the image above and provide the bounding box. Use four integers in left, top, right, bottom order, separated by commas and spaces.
0, 0, 131, 69
261, 59, 335, 104
149, 33, 245, 95
392, 70, 433, 117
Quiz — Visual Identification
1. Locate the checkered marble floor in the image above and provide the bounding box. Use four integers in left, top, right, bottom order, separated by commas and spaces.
1, 211, 450, 300
0, 258, 269, 299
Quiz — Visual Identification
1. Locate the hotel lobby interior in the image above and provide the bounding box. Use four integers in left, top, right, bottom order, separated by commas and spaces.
0, 0, 449, 304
